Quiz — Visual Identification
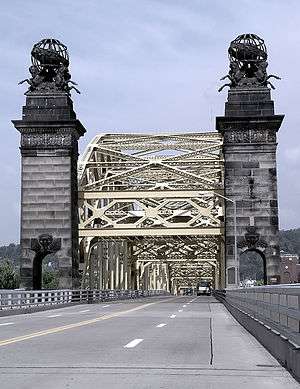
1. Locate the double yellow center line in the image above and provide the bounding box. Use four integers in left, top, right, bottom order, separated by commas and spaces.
0, 300, 166, 347
0, 302, 157, 347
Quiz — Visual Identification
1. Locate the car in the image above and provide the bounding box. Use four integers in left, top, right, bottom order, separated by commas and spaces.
196, 281, 211, 296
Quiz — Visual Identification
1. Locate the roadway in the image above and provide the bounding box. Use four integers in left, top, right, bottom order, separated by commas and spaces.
0, 295, 298, 388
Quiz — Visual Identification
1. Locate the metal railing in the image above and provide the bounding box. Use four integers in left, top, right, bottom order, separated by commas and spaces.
0, 289, 169, 311
214, 285, 300, 381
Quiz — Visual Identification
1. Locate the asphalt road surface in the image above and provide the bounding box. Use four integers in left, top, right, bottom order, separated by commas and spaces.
0, 295, 298, 389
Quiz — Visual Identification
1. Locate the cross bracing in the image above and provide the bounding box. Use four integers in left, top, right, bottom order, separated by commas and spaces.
78, 133, 225, 292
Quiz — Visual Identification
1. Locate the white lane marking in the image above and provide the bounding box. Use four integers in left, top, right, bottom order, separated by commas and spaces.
124, 338, 144, 348
156, 323, 167, 328
183, 305, 187, 307
170, 314, 176, 318
187, 303, 190, 305
178, 309, 183, 312
47, 314, 61, 318
0, 322, 14, 326
78, 309, 90, 313
102, 305, 110, 308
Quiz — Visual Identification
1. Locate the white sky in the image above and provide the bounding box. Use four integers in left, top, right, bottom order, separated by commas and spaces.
0, 0, 299, 244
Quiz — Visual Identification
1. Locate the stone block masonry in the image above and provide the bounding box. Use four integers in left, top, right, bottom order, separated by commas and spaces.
13, 93, 86, 289
216, 87, 284, 286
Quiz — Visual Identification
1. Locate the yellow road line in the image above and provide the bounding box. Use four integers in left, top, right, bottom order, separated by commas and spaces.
0, 297, 177, 347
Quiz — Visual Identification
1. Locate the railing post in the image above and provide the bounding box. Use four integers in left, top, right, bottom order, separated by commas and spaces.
87, 289, 93, 304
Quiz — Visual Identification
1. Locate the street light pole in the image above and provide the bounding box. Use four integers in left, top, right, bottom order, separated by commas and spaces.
200, 191, 238, 285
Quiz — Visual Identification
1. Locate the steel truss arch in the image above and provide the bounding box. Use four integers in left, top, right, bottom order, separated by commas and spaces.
79, 132, 225, 292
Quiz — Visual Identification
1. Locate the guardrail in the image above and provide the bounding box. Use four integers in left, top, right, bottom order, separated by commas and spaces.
221, 285, 300, 343
0, 289, 168, 311
214, 285, 300, 381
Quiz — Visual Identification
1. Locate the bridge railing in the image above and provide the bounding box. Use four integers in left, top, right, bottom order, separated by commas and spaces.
0, 289, 168, 311
214, 285, 300, 381
220, 285, 300, 342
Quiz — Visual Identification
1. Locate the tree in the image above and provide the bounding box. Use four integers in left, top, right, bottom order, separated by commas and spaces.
42, 268, 59, 289
0, 244, 21, 265
0, 260, 19, 289
239, 251, 265, 282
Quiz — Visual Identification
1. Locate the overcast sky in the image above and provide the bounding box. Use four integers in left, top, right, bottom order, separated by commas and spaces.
0, 0, 299, 244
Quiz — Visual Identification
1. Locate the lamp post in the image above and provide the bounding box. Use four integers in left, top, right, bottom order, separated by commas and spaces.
215, 193, 237, 282
200, 191, 238, 286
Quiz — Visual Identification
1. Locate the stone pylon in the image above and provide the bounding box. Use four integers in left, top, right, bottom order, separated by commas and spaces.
216, 34, 284, 287
13, 39, 86, 289
216, 87, 284, 286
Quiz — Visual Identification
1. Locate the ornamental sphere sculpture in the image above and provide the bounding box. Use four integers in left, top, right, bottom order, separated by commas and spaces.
19, 38, 80, 95
219, 33, 281, 92
31, 38, 69, 71
228, 34, 267, 65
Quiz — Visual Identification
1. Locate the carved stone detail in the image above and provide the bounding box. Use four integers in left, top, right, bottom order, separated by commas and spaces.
224, 129, 276, 144
237, 226, 267, 251
21, 133, 73, 148
31, 234, 61, 256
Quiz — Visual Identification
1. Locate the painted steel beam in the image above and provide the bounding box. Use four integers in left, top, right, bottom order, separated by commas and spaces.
79, 227, 223, 237
79, 190, 224, 199
136, 260, 218, 263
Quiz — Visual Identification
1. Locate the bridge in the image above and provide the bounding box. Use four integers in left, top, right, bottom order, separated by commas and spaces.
5, 34, 299, 387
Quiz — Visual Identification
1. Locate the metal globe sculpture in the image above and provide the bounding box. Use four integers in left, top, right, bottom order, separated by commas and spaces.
228, 34, 267, 65
31, 38, 69, 70
19, 38, 80, 95
219, 33, 280, 92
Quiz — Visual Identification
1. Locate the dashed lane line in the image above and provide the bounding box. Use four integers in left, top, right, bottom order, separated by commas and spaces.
0, 323, 14, 326
124, 338, 144, 348
178, 309, 183, 312
156, 323, 167, 328
78, 310, 90, 313
0, 297, 177, 348
102, 305, 110, 308
47, 315, 61, 318
170, 314, 176, 319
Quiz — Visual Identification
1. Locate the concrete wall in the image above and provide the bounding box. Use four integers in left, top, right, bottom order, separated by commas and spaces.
226, 286, 300, 342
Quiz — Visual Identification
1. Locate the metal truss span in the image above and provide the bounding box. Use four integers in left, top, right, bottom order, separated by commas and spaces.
78, 132, 225, 293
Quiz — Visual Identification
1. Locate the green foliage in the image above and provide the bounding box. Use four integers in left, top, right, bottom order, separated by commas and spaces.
42, 267, 59, 289
239, 251, 265, 282
255, 279, 265, 286
0, 244, 21, 265
0, 260, 19, 289
279, 228, 300, 256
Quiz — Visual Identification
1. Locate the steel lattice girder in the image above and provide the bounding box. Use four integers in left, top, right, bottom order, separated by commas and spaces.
132, 236, 221, 261
79, 133, 224, 286
79, 133, 224, 191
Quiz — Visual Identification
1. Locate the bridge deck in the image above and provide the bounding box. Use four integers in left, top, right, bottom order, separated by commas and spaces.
0, 296, 297, 388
